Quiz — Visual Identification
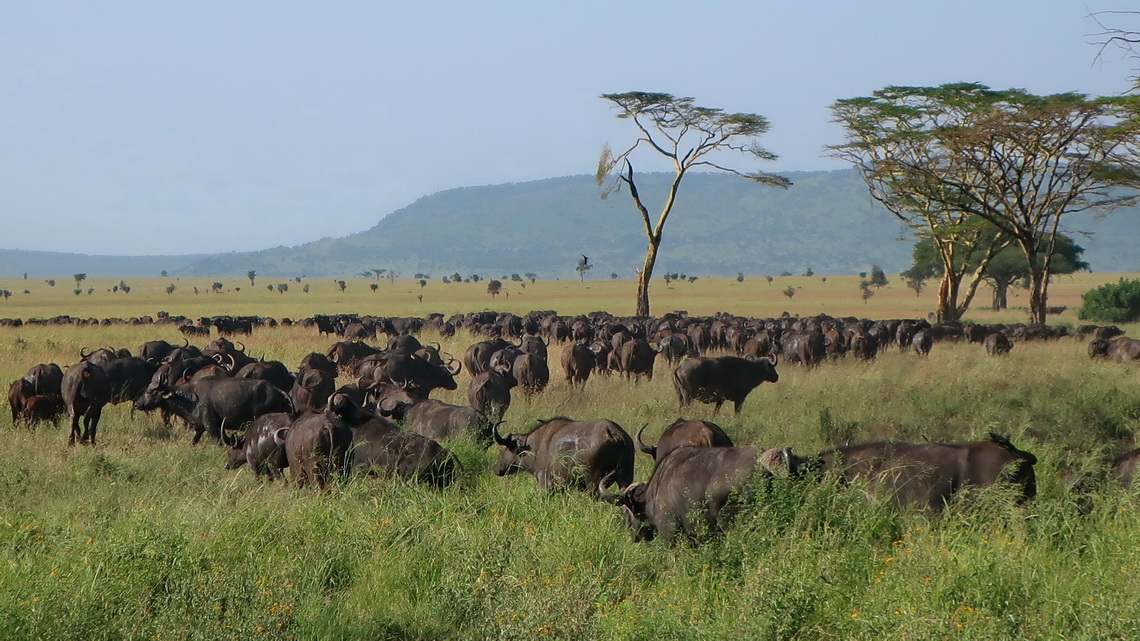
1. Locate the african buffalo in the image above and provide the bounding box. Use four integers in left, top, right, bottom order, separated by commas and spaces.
601, 445, 789, 543
468, 365, 515, 420
1088, 337, 1140, 362
290, 367, 336, 413
403, 399, 492, 444
560, 342, 595, 388
20, 394, 67, 428
791, 433, 1037, 512
134, 377, 293, 445
511, 353, 550, 397
62, 361, 113, 445
347, 417, 460, 488
7, 378, 33, 424
492, 417, 634, 495
25, 363, 64, 396
635, 418, 734, 463
619, 339, 657, 381
672, 355, 779, 414
984, 332, 1013, 356
235, 360, 296, 392
284, 411, 352, 489
223, 412, 293, 479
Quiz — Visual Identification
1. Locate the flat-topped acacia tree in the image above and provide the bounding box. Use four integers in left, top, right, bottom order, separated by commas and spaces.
596, 92, 790, 317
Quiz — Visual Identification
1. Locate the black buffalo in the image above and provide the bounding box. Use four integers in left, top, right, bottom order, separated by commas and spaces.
601, 445, 789, 543
134, 377, 293, 445
672, 355, 779, 414
223, 412, 293, 480
791, 433, 1037, 512
634, 418, 734, 463
468, 365, 516, 420
560, 342, 595, 388
492, 417, 634, 495
62, 361, 113, 445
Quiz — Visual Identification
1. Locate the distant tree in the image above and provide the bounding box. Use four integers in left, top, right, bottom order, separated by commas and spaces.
73, 288, 82, 296
470, 274, 481, 283
900, 267, 927, 297
417, 294, 423, 303
575, 255, 592, 281
370, 283, 379, 292
610, 272, 618, 280
525, 272, 537, 283
687, 276, 698, 283
803, 268, 814, 277
765, 275, 773, 284
247, 271, 257, 286
451, 272, 462, 282
295, 276, 302, 283
441, 276, 451, 284
336, 280, 347, 293
166, 284, 176, 295
45, 279, 55, 287
266, 284, 274, 291
859, 279, 875, 303
783, 286, 796, 299
277, 283, 288, 294
73, 273, 86, 286
193, 287, 199, 295
160, 270, 168, 278
737, 273, 745, 283
858, 271, 868, 279
22, 273, 26, 280
487, 280, 503, 297
121, 285, 131, 294
303, 283, 310, 294
0, 290, 11, 300
778, 271, 792, 277
212, 282, 223, 293
821, 277, 827, 283
869, 265, 889, 288
1079, 278, 1140, 323
596, 91, 789, 316
86, 288, 94, 295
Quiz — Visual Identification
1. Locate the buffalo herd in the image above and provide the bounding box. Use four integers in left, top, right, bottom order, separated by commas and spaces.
3, 308, 1138, 544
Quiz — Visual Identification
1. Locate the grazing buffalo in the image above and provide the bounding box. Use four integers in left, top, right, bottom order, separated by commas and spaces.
25, 363, 64, 396
62, 361, 113, 445
284, 411, 353, 489
619, 339, 657, 381
911, 330, 933, 356
134, 377, 293, 445
464, 339, 514, 376
791, 433, 1038, 512
600, 446, 790, 543
560, 342, 595, 388
8, 378, 34, 424
21, 394, 67, 428
672, 355, 779, 414
224, 413, 293, 480
235, 360, 296, 393
468, 365, 516, 420
347, 417, 460, 488
101, 356, 159, 405
984, 332, 1013, 356
290, 367, 336, 413
635, 418, 734, 463
492, 417, 635, 494
369, 352, 461, 397
511, 353, 550, 397
1088, 337, 1140, 362
402, 399, 492, 445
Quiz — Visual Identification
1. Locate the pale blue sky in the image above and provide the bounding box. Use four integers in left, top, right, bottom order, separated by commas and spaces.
1, 1, 1134, 255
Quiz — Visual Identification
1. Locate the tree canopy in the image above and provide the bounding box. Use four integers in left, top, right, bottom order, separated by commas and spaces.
597, 91, 789, 316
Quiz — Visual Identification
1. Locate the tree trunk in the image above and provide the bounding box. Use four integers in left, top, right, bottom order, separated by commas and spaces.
1026, 265, 1048, 327
991, 280, 1010, 311
934, 271, 962, 322
635, 236, 661, 317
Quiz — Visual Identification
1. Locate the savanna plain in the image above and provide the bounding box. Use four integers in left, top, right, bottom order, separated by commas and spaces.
0, 273, 1138, 640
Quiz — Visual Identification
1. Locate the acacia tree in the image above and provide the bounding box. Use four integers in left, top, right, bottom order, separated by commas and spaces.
831, 83, 1140, 325
597, 92, 789, 316
830, 85, 1013, 322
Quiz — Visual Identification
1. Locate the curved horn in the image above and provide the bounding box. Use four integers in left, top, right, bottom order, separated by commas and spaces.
634, 424, 656, 457
273, 427, 289, 446
430, 342, 441, 352
597, 472, 623, 503
236, 341, 246, 353
181, 338, 189, 348
490, 421, 512, 448
445, 357, 462, 376
80, 347, 91, 359
767, 350, 778, 368
225, 353, 237, 372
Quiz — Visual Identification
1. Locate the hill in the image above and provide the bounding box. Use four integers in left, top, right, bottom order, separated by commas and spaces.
2, 169, 1137, 278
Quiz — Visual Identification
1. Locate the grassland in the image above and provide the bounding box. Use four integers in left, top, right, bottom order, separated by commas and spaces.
0, 274, 1138, 640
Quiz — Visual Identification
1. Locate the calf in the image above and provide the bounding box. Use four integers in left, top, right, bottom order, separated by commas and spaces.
20, 394, 67, 428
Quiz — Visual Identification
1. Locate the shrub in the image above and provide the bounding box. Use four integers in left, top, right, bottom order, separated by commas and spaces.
1078, 278, 1140, 323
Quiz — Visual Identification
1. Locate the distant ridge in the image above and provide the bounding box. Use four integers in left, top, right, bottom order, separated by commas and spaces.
1, 169, 1136, 278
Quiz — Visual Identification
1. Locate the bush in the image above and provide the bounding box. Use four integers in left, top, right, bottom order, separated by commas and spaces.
1078, 278, 1140, 323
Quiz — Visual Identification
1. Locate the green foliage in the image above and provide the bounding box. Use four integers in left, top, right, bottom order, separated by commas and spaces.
1079, 278, 1140, 322
869, 264, 889, 288
783, 285, 796, 299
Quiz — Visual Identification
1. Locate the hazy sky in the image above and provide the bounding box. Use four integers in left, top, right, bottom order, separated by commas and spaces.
1, 1, 1135, 255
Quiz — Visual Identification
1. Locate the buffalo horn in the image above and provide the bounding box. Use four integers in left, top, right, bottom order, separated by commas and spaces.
181, 338, 189, 348
490, 421, 513, 448
272, 428, 289, 446
80, 347, 91, 359
767, 350, 778, 368
634, 424, 655, 457
444, 357, 462, 376
597, 472, 623, 503
236, 341, 246, 353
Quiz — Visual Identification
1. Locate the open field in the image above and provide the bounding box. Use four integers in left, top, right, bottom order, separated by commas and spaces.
1, 274, 1139, 639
